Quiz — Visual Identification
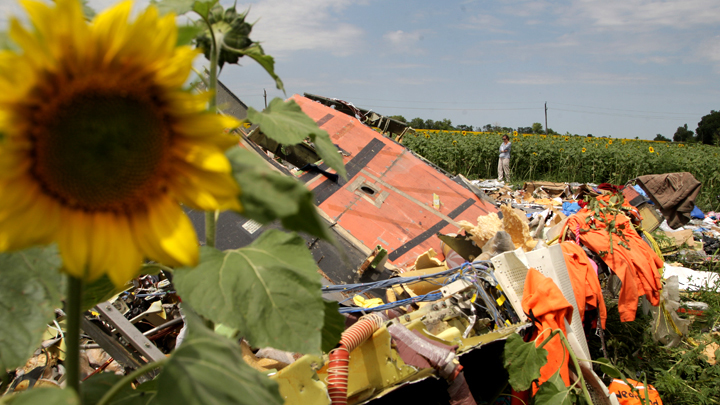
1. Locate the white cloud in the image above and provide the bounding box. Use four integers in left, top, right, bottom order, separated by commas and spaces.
564, 0, 720, 31
382, 29, 427, 55
498, 71, 649, 85
458, 13, 512, 33
231, 0, 365, 57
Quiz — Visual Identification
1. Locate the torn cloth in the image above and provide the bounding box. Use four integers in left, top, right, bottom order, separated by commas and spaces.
566, 199, 663, 322
521, 268, 573, 391
636, 172, 701, 229
560, 241, 607, 329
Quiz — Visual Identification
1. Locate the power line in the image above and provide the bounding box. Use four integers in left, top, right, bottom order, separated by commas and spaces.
552, 107, 698, 121
552, 101, 700, 117
361, 105, 540, 111
336, 97, 541, 106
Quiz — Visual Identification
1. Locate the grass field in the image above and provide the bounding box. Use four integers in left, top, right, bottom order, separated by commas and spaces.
403, 130, 720, 211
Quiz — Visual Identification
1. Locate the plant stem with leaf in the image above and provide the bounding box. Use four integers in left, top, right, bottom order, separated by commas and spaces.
96, 358, 168, 405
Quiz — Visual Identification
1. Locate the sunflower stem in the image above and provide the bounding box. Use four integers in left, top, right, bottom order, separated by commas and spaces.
65, 275, 84, 401
201, 23, 222, 249
205, 210, 217, 248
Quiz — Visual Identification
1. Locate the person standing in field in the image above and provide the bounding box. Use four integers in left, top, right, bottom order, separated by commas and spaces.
497, 134, 511, 182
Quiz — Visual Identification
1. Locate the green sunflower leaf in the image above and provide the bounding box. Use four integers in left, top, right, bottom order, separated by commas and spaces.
226, 146, 333, 242
247, 98, 347, 179
173, 231, 324, 355
238, 44, 284, 92
0, 387, 78, 405
0, 246, 63, 372
177, 25, 203, 46
151, 307, 282, 405
149, 0, 195, 15
502, 332, 548, 391
533, 371, 574, 405
191, 0, 219, 19
82, 373, 156, 405
321, 299, 344, 353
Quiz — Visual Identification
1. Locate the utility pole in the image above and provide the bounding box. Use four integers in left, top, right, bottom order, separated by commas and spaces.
264, 89, 268, 109
544, 102, 548, 135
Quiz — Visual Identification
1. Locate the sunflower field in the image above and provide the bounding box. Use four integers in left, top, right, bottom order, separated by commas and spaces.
403, 130, 720, 211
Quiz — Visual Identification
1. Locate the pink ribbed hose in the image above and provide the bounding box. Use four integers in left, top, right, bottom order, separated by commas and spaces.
327, 313, 385, 405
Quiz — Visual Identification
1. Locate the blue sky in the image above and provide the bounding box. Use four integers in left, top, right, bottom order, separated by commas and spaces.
4, 0, 719, 139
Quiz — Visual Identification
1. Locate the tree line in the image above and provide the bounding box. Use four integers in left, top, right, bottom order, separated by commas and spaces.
391, 110, 720, 145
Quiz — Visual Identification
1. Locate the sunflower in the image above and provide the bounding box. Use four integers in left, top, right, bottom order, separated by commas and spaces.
0, 0, 241, 286
461, 131, 467, 136
582, 148, 586, 153
564, 137, 569, 141
608, 140, 613, 145
649, 146, 655, 153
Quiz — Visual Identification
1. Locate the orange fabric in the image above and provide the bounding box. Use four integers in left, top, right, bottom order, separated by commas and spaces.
566, 196, 663, 322
521, 268, 573, 390
608, 378, 663, 405
560, 241, 608, 328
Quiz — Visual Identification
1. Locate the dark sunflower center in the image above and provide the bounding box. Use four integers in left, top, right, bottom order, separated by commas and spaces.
34, 93, 168, 212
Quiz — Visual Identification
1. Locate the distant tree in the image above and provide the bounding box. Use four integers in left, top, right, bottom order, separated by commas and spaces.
695, 111, 720, 145
408, 117, 425, 129
547, 128, 558, 135
587, 134, 593, 137
456, 124, 474, 132
654, 134, 671, 142
483, 124, 493, 132
435, 118, 453, 130
517, 127, 532, 134
388, 115, 407, 123
424, 119, 435, 129
673, 124, 694, 142
531, 122, 544, 134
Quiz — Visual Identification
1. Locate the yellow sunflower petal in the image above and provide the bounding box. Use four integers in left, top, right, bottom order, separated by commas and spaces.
155, 46, 199, 88
8, 19, 50, 70
173, 160, 241, 210
0, 176, 40, 221
132, 197, 199, 267
173, 112, 238, 138
173, 139, 233, 173
47, 0, 90, 64
57, 209, 92, 279
104, 215, 144, 287
91, 0, 133, 66
0, 192, 59, 251
86, 212, 114, 281
168, 169, 241, 212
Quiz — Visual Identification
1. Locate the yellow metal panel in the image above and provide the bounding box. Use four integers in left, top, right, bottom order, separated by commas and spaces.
271, 355, 330, 405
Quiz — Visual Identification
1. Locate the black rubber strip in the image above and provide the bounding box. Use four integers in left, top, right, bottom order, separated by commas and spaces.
313, 138, 385, 205
387, 198, 476, 262
298, 163, 329, 183
316, 113, 334, 127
